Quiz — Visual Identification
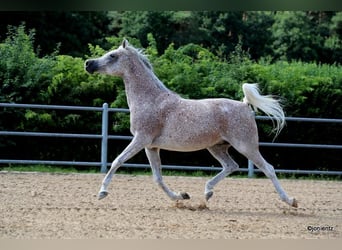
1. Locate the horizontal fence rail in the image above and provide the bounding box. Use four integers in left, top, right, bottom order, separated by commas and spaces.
1, 102, 341, 176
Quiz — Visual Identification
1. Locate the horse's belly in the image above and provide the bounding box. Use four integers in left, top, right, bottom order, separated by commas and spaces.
151, 129, 222, 152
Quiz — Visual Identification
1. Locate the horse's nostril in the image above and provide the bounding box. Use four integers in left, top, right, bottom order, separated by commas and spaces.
85, 60, 96, 74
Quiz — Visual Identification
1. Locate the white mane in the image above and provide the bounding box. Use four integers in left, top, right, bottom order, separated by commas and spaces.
126, 43, 172, 93
126, 45, 153, 70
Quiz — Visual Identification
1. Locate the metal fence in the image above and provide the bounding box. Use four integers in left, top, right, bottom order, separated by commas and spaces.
1, 102, 341, 177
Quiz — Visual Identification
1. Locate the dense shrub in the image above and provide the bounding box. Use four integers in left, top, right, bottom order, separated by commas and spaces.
0, 26, 341, 171
248, 61, 342, 118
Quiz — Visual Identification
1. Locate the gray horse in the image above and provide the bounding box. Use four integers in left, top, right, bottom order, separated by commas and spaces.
85, 39, 297, 208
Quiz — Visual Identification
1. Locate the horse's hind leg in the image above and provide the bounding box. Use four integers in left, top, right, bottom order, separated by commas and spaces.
233, 142, 298, 207
251, 152, 297, 207
145, 148, 190, 200
205, 143, 239, 201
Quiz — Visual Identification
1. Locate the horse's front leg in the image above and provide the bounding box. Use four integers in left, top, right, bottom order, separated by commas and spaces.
145, 148, 190, 200
98, 136, 148, 200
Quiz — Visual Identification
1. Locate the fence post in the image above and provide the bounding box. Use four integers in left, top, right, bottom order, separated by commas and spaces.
101, 103, 109, 173
248, 160, 255, 178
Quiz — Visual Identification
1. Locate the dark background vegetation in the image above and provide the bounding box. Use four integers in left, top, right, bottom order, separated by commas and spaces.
0, 11, 341, 173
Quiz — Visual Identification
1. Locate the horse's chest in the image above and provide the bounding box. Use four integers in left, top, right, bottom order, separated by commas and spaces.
129, 111, 161, 135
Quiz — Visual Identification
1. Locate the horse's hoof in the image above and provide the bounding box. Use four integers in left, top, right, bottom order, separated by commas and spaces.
205, 191, 213, 201
98, 191, 109, 200
292, 198, 298, 208
180, 192, 190, 200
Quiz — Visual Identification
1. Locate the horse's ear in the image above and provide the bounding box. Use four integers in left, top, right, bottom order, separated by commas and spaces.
122, 39, 128, 48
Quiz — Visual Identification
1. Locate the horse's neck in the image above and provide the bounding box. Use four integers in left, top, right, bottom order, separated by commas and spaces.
123, 69, 170, 109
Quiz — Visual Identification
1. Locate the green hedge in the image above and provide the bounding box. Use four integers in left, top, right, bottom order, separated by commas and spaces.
0, 26, 341, 172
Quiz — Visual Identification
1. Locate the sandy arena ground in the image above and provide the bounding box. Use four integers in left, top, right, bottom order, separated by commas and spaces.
0, 171, 341, 239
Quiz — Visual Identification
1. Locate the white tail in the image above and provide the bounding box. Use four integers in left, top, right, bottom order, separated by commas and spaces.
242, 83, 285, 138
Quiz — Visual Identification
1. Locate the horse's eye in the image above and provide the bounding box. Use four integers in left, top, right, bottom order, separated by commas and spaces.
110, 53, 116, 59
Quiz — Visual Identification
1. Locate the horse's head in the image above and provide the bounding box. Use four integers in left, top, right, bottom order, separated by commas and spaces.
85, 39, 132, 77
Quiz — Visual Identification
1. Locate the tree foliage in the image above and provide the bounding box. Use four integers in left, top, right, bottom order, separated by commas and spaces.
2, 11, 340, 63
112, 11, 341, 64
0, 11, 112, 57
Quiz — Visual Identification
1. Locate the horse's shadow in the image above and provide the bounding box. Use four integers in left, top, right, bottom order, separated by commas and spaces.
167, 200, 315, 218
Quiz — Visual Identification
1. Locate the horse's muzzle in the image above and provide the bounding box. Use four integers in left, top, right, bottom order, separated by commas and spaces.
84, 59, 97, 74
